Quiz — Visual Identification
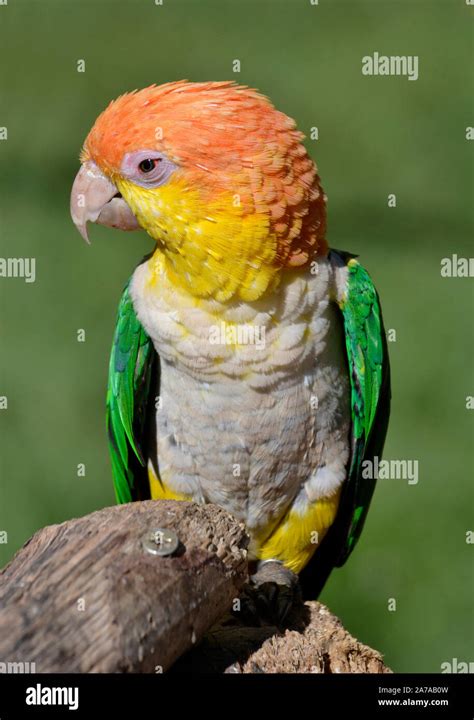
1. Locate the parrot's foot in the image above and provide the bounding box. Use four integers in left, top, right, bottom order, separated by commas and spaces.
237, 560, 303, 628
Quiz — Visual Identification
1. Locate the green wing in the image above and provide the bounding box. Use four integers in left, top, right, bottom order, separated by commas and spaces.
334, 250, 391, 565
300, 249, 390, 597
106, 279, 156, 503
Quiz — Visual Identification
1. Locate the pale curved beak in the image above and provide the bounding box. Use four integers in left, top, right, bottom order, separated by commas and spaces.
70, 161, 140, 243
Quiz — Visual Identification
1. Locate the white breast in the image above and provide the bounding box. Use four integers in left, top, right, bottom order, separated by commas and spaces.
130, 257, 350, 536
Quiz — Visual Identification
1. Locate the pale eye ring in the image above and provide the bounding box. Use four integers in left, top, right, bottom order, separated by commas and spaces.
121, 150, 177, 188
139, 158, 160, 174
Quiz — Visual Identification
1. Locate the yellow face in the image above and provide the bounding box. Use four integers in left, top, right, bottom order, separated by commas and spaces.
115, 174, 281, 303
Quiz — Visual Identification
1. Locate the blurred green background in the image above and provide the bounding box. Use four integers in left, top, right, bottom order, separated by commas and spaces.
0, 0, 472, 673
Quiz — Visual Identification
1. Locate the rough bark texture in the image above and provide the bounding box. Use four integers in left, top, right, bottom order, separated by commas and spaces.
173, 603, 391, 674
0, 500, 391, 674
0, 500, 248, 672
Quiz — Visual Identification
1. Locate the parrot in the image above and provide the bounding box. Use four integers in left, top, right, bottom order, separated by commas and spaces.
70, 81, 390, 620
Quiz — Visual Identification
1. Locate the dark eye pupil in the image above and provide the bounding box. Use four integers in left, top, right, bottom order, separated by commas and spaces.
139, 159, 156, 173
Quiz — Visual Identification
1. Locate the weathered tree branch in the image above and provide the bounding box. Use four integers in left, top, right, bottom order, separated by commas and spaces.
174, 603, 391, 673
0, 501, 248, 672
0, 500, 390, 673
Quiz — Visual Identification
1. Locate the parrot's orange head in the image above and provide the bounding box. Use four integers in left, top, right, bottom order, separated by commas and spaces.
71, 81, 327, 302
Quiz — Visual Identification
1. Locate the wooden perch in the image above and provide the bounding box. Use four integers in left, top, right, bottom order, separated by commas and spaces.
0, 501, 248, 672
0, 500, 390, 673
174, 603, 391, 673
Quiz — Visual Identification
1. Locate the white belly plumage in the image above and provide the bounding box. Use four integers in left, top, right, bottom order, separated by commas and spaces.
130, 255, 350, 542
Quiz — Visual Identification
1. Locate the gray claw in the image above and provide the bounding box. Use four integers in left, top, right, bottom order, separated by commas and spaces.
237, 560, 302, 627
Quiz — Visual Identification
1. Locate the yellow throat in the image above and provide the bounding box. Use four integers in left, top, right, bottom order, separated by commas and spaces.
115, 175, 281, 303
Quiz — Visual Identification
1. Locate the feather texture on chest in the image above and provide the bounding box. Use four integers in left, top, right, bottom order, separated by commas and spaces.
131, 253, 340, 387
129, 254, 350, 542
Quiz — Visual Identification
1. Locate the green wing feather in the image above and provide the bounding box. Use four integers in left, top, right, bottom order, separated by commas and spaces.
299, 249, 390, 597
106, 279, 156, 504
335, 251, 391, 564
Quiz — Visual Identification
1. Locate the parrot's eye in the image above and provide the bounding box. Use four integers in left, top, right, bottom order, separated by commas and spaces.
139, 158, 159, 174
121, 150, 177, 189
